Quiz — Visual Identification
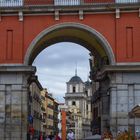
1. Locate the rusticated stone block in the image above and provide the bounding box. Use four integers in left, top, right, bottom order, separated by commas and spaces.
0, 113, 5, 123
117, 85, 128, 90
11, 104, 21, 113
11, 130, 21, 138
21, 93, 28, 104
135, 90, 140, 96
5, 95, 11, 105
5, 105, 11, 113
0, 135, 4, 140
0, 104, 5, 112
12, 92, 21, 104
12, 118, 21, 125
117, 90, 128, 97
135, 118, 140, 125
116, 73, 123, 83
12, 85, 22, 90
123, 73, 140, 84
0, 93, 5, 105
134, 85, 140, 90
117, 104, 128, 112
128, 118, 134, 125
0, 85, 5, 91
5, 131, 11, 138
11, 125, 21, 130
135, 97, 140, 104
118, 96, 128, 104
5, 117, 11, 124
117, 118, 128, 125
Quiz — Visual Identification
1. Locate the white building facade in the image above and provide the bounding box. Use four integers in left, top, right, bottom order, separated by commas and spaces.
65, 74, 92, 139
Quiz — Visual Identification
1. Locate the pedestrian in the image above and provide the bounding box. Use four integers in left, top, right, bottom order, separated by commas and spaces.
39, 132, 43, 140
54, 132, 61, 140
49, 132, 54, 140
28, 125, 34, 140
46, 135, 50, 140
67, 130, 74, 140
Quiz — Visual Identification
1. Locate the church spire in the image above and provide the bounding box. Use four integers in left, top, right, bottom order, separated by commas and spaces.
75, 62, 77, 76
75, 68, 77, 76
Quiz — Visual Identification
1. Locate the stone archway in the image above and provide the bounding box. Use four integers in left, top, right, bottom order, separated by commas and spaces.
23, 22, 116, 137
24, 22, 115, 66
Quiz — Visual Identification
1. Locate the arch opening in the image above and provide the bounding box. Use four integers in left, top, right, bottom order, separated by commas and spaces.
26, 23, 116, 137
24, 23, 115, 67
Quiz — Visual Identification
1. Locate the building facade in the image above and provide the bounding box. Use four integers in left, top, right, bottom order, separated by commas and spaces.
65, 73, 92, 139
89, 51, 140, 137
28, 76, 43, 138
68, 106, 83, 140
53, 99, 59, 135
41, 89, 48, 136
46, 94, 54, 136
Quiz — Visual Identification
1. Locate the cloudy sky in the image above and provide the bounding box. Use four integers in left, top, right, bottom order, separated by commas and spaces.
33, 42, 90, 103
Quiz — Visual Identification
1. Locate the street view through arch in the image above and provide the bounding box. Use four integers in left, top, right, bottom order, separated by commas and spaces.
32, 42, 92, 139
33, 42, 90, 103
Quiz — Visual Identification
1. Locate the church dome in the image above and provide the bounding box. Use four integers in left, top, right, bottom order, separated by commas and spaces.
69, 75, 83, 83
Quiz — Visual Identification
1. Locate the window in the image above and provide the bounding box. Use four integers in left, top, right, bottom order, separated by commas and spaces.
73, 86, 76, 92
86, 105, 88, 110
72, 101, 76, 106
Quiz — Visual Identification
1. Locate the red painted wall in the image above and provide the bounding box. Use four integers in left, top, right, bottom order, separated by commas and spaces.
0, 12, 140, 64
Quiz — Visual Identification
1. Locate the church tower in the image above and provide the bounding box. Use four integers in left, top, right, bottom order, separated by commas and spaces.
65, 71, 92, 139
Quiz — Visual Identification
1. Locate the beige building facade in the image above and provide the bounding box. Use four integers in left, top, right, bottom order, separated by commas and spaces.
53, 100, 59, 134
28, 76, 43, 138
46, 94, 54, 136
41, 89, 48, 135
69, 106, 83, 140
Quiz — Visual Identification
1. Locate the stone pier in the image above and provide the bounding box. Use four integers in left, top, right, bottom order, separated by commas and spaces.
0, 65, 35, 140
108, 66, 140, 136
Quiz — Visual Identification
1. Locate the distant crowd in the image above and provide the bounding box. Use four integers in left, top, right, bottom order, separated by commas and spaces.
27, 129, 75, 140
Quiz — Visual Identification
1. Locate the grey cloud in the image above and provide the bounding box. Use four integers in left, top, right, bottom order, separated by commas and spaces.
33, 42, 90, 69
33, 42, 90, 102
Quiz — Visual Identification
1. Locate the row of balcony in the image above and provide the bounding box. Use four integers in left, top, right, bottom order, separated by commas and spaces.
47, 104, 54, 109
33, 93, 42, 105
0, 0, 139, 8
46, 125, 55, 130
41, 106, 46, 111
33, 110, 47, 122
33, 111, 43, 121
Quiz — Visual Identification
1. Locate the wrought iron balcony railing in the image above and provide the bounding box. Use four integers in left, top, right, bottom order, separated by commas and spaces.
0, 0, 139, 8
